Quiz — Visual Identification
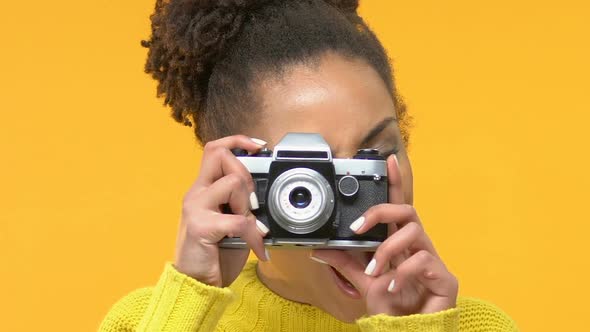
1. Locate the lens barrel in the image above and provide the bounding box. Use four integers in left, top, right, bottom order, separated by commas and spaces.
267, 168, 335, 234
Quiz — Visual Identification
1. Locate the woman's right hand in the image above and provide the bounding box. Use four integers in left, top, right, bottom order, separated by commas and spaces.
174, 135, 270, 287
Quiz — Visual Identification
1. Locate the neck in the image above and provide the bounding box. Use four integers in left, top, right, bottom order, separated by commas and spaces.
256, 259, 314, 304
227, 261, 360, 331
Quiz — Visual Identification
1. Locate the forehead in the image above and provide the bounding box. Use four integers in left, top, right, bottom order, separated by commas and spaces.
250, 53, 396, 153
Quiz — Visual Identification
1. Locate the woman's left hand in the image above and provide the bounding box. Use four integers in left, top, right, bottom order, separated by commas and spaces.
310, 155, 458, 317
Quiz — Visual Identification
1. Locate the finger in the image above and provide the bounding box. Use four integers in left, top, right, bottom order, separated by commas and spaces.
197, 146, 256, 192
367, 221, 438, 277
387, 154, 404, 204
237, 217, 269, 262
388, 250, 457, 298
186, 212, 250, 244
205, 135, 267, 154
200, 173, 252, 216
191, 135, 266, 192
349, 203, 420, 235
187, 149, 258, 212
198, 174, 270, 259
310, 249, 370, 295
188, 172, 268, 237
184, 212, 267, 262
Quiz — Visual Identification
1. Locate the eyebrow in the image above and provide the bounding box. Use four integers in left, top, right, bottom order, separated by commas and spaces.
360, 116, 397, 147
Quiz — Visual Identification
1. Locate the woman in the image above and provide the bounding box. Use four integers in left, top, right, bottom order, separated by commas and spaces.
100, 0, 517, 330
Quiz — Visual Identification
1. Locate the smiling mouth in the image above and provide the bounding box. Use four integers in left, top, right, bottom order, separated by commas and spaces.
328, 265, 360, 298
324, 252, 374, 299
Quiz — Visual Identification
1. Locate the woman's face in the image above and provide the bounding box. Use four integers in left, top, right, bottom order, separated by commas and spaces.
240, 53, 414, 321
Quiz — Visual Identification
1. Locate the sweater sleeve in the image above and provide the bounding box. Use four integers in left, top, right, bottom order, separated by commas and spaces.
356, 297, 518, 332
99, 263, 235, 332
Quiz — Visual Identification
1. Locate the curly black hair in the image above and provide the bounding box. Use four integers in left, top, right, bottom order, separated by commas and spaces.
141, 0, 412, 146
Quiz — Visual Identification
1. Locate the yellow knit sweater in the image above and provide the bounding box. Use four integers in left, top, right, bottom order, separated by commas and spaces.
99, 261, 518, 331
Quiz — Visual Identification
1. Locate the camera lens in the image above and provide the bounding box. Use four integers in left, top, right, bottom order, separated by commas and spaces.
267, 167, 335, 234
289, 186, 312, 209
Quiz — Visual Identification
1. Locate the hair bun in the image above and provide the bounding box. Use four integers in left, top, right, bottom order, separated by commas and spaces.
196, 0, 267, 9
141, 0, 270, 126
165, 0, 267, 65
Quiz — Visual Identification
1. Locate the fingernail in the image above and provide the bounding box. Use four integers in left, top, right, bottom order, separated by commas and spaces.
250, 137, 267, 146
309, 255, 328, 265
387, 279, 396, 292
364, 258, 377, 276
250, 192, 259, 210
392, 154, 399, 167
265, 248, 271, 261
349, 216, 365, 232
256, 219, 269, 235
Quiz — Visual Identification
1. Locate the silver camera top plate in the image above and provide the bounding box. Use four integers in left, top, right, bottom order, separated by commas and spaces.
237, 133, 387, 176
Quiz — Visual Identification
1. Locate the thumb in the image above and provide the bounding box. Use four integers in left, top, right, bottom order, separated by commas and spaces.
310, 249, 369, 293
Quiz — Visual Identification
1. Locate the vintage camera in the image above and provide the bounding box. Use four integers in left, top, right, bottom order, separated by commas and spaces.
219, 133, 388, 250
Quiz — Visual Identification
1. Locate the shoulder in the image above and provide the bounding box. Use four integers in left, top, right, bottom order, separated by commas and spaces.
99, 287, 153, 331
457, 297, 519, 331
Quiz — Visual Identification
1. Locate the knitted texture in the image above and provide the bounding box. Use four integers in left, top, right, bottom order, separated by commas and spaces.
356, 309, 459, 332
99, 262, 518, 331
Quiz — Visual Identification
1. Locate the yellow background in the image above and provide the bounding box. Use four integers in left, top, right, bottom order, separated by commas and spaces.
1, 1, 588, 331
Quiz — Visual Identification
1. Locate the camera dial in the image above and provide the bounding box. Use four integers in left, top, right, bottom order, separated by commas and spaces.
338, 175, 360, 197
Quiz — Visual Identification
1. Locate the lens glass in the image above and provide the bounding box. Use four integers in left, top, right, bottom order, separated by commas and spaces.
289, 186, 312, 209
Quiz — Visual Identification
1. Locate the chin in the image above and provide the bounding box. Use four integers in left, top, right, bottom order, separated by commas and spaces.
264, 249, 370, 322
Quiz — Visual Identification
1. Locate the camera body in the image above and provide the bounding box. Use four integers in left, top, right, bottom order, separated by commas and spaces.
219, 133, 388, 250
